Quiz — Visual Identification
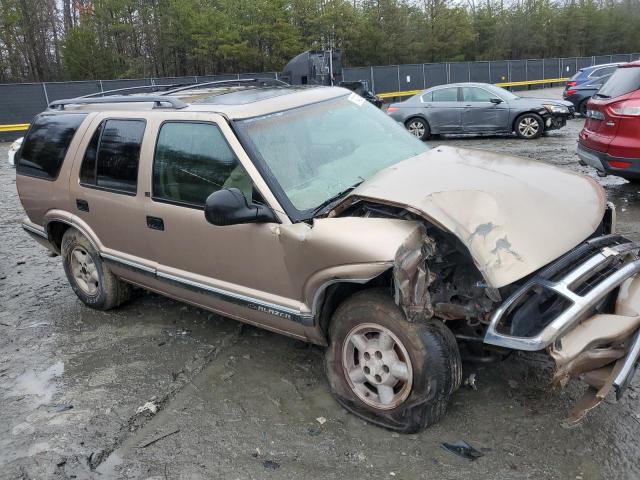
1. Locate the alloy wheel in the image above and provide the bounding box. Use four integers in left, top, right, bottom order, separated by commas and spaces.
70, 246, 99, 296
342, 323, 413, 410
407, 120, 426, 138
518, 117, 540, 138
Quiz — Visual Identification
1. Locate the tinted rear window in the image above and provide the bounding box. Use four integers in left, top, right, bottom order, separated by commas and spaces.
17, 113, 87, 180
79, 119, 146, 194
597, 68, 640, 99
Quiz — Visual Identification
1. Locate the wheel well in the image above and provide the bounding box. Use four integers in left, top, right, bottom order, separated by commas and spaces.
317, 269, 393, 340
47, 221, 71, 253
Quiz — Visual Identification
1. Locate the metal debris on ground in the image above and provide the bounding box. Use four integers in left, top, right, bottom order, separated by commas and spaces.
262, 460, 280, 470
136, 401, 158, 415
47, 404, 73, 413
440, 440, 484, 461
137, 429, 180, 448
463, 373, 477, 390
316, 416, 327, 425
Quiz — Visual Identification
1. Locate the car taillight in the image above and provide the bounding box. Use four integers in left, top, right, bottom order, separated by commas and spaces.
610, 99, 640, 116
566, 81, 577, 87
586, 109, 605, 120
386, 107, 398, 114
609, 160, 633, 169
565, 89, 577, 96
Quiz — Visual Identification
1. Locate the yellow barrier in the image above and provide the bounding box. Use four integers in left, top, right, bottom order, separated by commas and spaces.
0, 123, 30, 132
377, 77, 570, 99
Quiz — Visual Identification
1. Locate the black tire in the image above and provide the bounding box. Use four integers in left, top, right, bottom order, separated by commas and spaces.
405, 117, 431, 141
61, 228, 131, 310
324, 288, 461, 432
514, 112, 544, 139
579, 99, 589, 117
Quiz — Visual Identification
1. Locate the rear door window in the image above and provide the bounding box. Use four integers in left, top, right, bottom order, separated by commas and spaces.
597, 68, 640, 99
152, 121, 253, 207
79, 119, 146, 194
432, 87, 459, 102
17, 113, 87, 180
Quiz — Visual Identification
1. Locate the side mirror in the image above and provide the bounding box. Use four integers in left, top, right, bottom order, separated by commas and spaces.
490, 97, 503, 104
204, 188, 279, 226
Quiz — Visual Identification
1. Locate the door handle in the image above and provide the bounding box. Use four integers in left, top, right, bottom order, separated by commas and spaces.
76, 199, 89, 212
146, 216, 164, 231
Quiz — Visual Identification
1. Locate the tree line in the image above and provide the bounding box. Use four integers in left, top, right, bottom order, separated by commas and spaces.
1, 0, 639, 83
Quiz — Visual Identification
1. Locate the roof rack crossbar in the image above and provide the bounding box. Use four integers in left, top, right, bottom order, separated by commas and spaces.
81, 84, 180, 98
162, 77, 288, 95
48, 96, 188, 110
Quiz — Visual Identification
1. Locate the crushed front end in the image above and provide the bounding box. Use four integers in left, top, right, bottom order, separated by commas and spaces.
484, 234, 640, 422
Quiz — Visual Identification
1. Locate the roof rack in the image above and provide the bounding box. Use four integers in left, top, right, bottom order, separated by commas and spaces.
81, 84, 179, 98
48, 95, 188, 110
162, 77, 288, 95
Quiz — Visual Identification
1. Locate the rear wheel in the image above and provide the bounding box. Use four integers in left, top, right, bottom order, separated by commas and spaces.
579, 99, 589, 116
324, 288, 461, 432
61, 228, 131, 310
405, 117, 430, 141
515, 113, 543, 139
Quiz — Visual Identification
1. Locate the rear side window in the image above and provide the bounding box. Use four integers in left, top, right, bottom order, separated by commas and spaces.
152, 122, 251, 207
17, 113, 86, 180
79, 119, 146, 194
597, 68, 640, 99
591, 66, 617, 78
432, 88, 458, 102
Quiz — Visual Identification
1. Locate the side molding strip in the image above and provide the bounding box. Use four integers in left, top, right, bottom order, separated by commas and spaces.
22, 222, 48, 239
101, 252, 313, 326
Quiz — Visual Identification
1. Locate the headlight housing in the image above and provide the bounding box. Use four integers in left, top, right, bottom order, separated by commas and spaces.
9, 137, 23, 152
543, 104, 570, 114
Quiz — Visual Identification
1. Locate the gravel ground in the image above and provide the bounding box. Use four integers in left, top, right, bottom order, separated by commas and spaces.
1, 88, 640, 480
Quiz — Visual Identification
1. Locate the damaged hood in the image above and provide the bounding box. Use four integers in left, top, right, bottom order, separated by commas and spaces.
348, 145, 606, 288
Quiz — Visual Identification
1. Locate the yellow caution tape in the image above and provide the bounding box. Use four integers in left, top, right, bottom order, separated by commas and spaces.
0, 123, 30, 132
377, 77, 570, 99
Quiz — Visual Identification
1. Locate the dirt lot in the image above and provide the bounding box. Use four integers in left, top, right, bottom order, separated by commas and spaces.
1, 88, 640, 480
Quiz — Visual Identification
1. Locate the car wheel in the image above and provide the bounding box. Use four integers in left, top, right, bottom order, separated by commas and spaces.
324, 288, 461, 432
579, 100, 589, 117
61, 228, 131, 310
515, 113, 543, 139
405, 117, 430, 141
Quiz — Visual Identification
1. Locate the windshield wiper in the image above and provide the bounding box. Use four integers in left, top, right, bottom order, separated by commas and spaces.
310, 180, 364, 217
594, 93, 611, 99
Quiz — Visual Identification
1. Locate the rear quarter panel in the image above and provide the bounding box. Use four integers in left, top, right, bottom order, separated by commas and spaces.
16, 116, 93, 226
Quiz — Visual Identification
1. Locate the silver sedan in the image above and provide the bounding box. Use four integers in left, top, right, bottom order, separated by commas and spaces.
386, 83, 574, 140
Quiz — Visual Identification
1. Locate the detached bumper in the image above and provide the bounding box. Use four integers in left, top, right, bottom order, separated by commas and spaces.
543, 110, 573, 130
484, 234, 640, 419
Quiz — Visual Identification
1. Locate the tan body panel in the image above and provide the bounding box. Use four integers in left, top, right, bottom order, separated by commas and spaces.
19, 109, 421, 344
348, 145, 606, 288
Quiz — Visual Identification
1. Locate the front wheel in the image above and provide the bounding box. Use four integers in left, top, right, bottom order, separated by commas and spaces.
405, 117, 430, 141
515, 113, 544, 139
324, 289, 461, 432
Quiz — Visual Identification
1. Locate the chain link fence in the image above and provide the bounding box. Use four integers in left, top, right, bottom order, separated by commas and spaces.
342, 53, 640, 95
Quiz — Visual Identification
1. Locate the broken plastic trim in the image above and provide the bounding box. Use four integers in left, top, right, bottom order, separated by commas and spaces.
484, 236, 640, 351
393, 228, 436, 321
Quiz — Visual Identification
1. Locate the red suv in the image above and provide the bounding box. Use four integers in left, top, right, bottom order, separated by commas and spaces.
578, 61, 640, 182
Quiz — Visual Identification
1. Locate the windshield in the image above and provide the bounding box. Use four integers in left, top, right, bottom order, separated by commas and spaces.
236, 94, 429, 215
